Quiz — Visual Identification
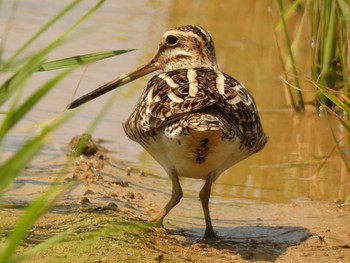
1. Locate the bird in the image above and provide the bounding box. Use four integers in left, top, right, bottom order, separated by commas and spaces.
68, 25, 268, 238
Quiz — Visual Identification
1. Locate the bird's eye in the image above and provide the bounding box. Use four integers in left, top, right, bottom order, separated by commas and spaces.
166, 35, 179, 46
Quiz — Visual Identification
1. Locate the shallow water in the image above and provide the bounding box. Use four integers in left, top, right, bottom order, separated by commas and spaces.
1, 0, 349, 207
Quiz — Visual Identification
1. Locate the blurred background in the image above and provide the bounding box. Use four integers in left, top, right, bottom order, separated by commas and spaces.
1, 0, 349, 205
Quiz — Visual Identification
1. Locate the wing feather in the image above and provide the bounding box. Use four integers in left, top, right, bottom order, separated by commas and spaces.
124, 67, 267, 151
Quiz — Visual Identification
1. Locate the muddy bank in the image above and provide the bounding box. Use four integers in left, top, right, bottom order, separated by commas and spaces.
1, 136, 350, 262
1, 201, 349, 263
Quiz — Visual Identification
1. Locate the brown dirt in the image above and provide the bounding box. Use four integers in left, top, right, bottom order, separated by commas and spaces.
1, 135, 349, 262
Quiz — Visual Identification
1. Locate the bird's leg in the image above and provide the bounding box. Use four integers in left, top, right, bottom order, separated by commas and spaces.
199, 176, 217, 238
148, 171, 183, 227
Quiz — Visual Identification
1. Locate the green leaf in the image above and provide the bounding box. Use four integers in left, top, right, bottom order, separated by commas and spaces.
320, 0, 336, 77
38, 49, 135, 71
337, 0, 350, 25
0, 52, 47, 106
275, 0, 303, 31
322, 91, 350, 114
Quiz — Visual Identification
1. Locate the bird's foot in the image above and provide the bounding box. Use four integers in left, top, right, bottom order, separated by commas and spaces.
148, 208, 167, 227
147, 218, 164, 228
203, 227, 219, 239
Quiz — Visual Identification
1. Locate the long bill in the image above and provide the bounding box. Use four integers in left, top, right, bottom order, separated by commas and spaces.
68, 60, 159, 109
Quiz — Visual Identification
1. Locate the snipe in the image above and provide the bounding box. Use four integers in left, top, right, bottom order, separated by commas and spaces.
68, 25, 268, 238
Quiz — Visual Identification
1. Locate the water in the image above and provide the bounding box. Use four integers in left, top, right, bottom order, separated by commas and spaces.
1, 0, 349, 206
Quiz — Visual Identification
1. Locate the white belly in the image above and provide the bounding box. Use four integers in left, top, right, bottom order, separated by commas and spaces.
143, 129, 250, 180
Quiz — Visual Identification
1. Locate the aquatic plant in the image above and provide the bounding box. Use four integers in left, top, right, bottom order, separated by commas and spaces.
0, 1, 134, 262
274, 0, 350, 203
275, 0, 349, 112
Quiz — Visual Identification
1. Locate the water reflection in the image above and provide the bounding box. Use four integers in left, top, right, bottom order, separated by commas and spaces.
0, 0, 349, 203
215, 111, 349, 202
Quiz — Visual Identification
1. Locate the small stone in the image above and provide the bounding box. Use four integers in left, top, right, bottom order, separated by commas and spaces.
154, 254, 163, 262
63, 177, 72, 183
135, 193, 144, 200
110, 180, 129, 187
83, 189, 96, 195
64, 175, 78, 182
80, 197, 92, 206
103, 202, 118, 211
125, 192, 135, 199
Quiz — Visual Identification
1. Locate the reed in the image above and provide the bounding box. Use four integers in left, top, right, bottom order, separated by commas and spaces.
275, 0, 349, 113
274, 0, 350, 203
0, 1, 134, 262
276, 0, 305, 111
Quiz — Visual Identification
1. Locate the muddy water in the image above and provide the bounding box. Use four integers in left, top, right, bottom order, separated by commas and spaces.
1, 0, 349, 215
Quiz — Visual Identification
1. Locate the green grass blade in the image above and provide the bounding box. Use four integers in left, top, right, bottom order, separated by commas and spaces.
0, 0, 105, 106
0, 53, 47, 106
327, 108, 350, 132
61, 0, 105, 39
0, 181, 74, 263
0, 1, 117, 262
0, 69, 74, 141
10, 233, 67, 263
1, 0, 82, 70
345, 195, 350, 204
0, 110, 74, 199
277, 0, 305, 111
0, 1, 20, 64
275, 0, 303, 30
322, 91, 350, 114
330, 129, 350, 181
37, 49, 135, 71
337, 0, 350, 94
337, 0, 350, 25
320, 0, 336, 77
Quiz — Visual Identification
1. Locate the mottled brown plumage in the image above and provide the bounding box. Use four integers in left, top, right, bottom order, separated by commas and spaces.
68, 25, 267, 238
